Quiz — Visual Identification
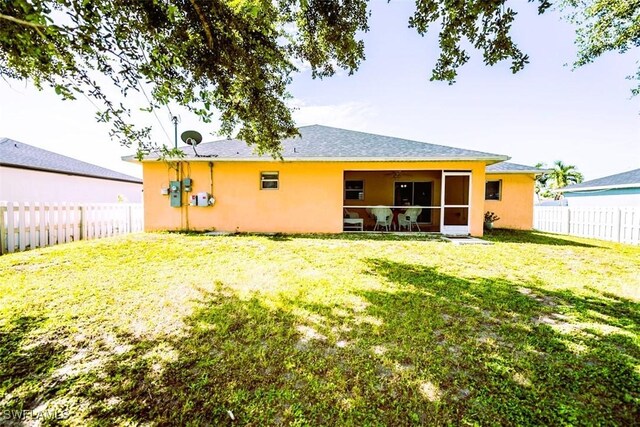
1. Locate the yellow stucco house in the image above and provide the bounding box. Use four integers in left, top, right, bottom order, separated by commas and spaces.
127, 125, 543, 236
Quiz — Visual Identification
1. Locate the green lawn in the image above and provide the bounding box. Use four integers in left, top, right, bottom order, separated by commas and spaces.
1, 230, 639, 426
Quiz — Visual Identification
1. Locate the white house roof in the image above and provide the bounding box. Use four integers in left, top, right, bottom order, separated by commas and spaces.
0, 138, 142, 184
563, 168, 640, 192
128, 125, 510, 163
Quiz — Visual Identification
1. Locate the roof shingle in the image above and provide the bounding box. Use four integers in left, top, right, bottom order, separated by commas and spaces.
563, 168, 640, 191
486, 162, 546, 173
0, 138, 142, 183
134, 125, 509, 162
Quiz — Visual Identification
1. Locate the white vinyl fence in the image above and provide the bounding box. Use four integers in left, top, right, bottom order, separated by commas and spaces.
0, 202, 143, 254
534, 206, 640, 245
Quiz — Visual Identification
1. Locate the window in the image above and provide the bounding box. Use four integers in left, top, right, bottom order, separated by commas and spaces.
345, 180, 364, 200
485, 180, 502, 200
261, 172, 279, 190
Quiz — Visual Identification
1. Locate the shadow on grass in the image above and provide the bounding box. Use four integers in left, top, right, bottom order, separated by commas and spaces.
483, 229, 605, 248
359, 259, 639, 424
3, 265, 638, 425
0, 316, 71, 412
77, 288, 419, 425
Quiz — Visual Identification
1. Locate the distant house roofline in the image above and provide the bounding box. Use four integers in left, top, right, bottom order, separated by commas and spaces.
0, 138, 142, 184
562, 168, 640, 193
0, 162, 142, 184
560, 183, 640, 193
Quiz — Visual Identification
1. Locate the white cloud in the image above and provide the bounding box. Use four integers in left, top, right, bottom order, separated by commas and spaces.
289, 57, 313, 73
290, 99, 377, 130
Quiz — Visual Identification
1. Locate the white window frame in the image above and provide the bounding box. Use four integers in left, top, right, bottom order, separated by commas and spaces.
260, 171, 279, 190
344, 180, 365, 200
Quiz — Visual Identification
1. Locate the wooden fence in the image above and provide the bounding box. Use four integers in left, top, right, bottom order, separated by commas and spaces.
534, 206, 640, 245
0, 202, 144, 254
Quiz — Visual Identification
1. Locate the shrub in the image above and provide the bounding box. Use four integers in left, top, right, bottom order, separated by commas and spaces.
484, 211, 500, 223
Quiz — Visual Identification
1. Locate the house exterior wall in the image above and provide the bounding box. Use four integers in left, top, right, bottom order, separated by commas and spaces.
564, 188, 640, 207
484, 173, 535, 230
0, 166, 143, 203
142, 160, 487, 235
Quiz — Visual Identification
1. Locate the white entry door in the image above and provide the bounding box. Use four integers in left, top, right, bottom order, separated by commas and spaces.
441, 172, 471, 235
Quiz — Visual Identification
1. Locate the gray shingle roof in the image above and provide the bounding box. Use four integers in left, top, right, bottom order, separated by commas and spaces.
486, 162, 546, 173
0, 138, 142, 183
133, 125, 509, 162
563, 168, 640, 191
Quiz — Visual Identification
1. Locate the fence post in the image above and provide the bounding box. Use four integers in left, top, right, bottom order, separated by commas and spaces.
0, 203, 6, 255
562, 207, 570, 235
614, 208, 622, 243
39, 203, 46, 249
80, 205, 86, 240
28, 203, 37, 250
18, 203, 26, 252
128, 204, 133, 233
49, 203, 57, 246
59, 202, 67, 244
6, 202, 15, 253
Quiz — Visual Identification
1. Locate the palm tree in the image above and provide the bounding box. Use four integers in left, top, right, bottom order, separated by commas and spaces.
548, 160, 584, 199
534, 161, 584, 201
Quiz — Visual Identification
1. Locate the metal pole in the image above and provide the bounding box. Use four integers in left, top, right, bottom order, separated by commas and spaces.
172, 116, 178, 149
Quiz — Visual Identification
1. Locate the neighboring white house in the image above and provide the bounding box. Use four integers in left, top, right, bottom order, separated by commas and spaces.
562, 168, 640, 207
0, 138, 142, 203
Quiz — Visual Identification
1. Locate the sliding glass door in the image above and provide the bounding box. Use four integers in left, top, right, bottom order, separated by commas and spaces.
394, 181, 433, 223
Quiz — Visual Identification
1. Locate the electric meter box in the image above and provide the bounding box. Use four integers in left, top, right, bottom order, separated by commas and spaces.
190, 192, 212, 207
169, 181, 181, 207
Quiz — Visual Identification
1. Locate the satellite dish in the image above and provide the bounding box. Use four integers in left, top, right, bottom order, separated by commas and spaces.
181, 130, 202, 146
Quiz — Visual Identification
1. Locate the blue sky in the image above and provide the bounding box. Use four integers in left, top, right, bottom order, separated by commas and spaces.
0, 0, 638, 180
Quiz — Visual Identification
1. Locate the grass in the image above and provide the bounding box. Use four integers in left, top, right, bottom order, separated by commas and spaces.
0, 230, 639, 425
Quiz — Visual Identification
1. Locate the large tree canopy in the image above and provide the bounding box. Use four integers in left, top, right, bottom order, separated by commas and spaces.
565, 0, 640, 94
0, 1, 637, 156
1, 0, 369, 156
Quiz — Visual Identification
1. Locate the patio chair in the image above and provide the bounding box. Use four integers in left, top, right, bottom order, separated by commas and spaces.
371, 207, 392, 231
398, 207, 422, 232
344, 209, 360, 219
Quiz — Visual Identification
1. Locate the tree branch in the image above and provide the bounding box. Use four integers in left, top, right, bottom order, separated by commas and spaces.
0, 13, 45, 29
188, 0, 214, 49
